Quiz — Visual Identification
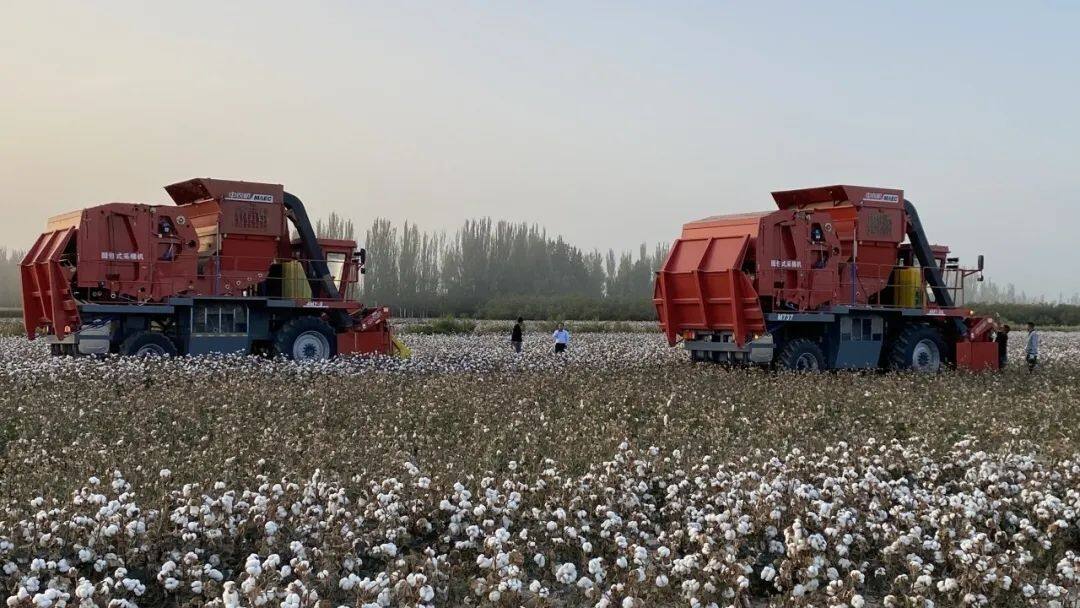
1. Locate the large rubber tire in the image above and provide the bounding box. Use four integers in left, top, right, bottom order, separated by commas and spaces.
777, 339, 827, 372
889, 324, 946, 373
274, 317, 336, 361
119, 331, 178, 357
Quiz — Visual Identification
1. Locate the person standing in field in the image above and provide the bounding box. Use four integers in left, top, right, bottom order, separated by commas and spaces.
552, 324, 570, 354
510, 317, 524, 353
1025, 321, 1040, 372
995, 323, 1009, 369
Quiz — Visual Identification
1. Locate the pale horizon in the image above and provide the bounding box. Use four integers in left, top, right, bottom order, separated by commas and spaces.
2, 1, 1077, 297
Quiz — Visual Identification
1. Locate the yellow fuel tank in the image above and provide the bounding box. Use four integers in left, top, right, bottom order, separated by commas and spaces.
281, 260, 313, 300
893, 267, 923, 308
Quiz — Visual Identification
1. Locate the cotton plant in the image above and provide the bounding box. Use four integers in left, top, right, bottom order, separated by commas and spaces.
0, 333, 1080, 605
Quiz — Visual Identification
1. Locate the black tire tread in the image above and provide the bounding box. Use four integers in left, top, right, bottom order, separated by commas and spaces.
888, 324, 945, 371
120, 331, 177, 357
273, 316, 336, 360
777, 338, 826, 371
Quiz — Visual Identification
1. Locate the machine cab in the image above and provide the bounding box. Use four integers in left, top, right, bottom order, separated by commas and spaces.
290, 238, 358, 298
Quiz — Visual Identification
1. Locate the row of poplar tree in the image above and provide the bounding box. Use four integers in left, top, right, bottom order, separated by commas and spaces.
316, 214, 667, 319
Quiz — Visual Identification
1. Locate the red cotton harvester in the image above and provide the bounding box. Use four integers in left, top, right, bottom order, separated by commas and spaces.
654, 185, 997, 372
21, 178, 406, 360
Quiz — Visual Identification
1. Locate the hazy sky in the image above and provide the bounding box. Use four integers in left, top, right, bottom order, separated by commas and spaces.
2, 1, 1077, 296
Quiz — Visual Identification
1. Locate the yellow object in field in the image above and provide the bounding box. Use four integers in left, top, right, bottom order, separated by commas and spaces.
282, 260, 313, 300
893, 267, 924, 308
391, 335, 412, 359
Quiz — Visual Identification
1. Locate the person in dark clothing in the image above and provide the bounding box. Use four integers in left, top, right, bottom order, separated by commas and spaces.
995, 323, 1009, 369
510, 317, 523, 353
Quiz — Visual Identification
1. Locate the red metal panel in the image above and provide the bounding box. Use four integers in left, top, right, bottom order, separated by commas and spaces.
772, 185, 904, 210
20, 227, 79, 339
20, 232, 52, 338
653, 234, 765, 346
338, 307, 393, 355
956, 341, 999, 371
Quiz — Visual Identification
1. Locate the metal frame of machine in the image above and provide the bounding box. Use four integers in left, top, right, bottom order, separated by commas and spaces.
653, 185, 998, 372
20, 178, 396, 359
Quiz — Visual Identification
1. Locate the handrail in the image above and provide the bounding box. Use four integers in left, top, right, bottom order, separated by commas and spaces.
655, 260, 978, 313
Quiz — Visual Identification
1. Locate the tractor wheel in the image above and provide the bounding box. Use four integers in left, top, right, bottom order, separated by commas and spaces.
777, 339, 827, 372
889, 324, 946, 373
274, 316, 336, 361
120, 331, 177, 357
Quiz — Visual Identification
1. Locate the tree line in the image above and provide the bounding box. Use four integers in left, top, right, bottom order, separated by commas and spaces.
0, 249, 24, 309
324, 214, 668, 320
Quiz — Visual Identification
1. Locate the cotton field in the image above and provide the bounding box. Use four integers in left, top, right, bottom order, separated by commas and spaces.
1, 332, 1079, 608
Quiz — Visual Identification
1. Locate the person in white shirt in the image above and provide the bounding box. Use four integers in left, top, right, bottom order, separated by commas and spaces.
1025, 322, 1040, 372
552, 324, 570, 354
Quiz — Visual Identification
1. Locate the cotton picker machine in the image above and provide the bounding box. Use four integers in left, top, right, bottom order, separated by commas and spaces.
21, 178, 408, 360
654, 185, 997, 372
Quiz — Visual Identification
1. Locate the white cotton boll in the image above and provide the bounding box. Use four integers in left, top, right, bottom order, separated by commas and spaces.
655, 574, 668, 588
622, 598, 636, 608
131, 581, 147, 596
760, 566, 776, 582
556, 563, 577, 584
534, 554, 546, 568
163, 578, 179, 591
265, 521, 279, 536
851, 595, 866, 608
159, 469, 171, 479
76, 579, 95, 600
419, 586, 434, 602
246, 554, 263, 577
